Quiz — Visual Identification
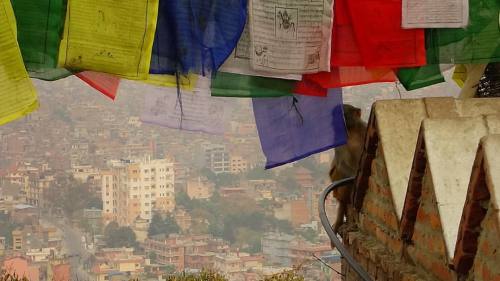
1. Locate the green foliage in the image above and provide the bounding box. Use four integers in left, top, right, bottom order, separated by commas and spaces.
0, 213, 18, 247
46, 178, 102, 219
162, 269, 305, 281
276, 167, 301, 194
0, 271, 29, 281
166, 270, 228, 281
263, 270, 305, 281
199, 169, 239, 187
246, 167, 274, 180
297, 228, 318, 243
148, 251, 157, 263
148, 213, 180, 237
175, 191, 193, 210
104, 221, 137, 248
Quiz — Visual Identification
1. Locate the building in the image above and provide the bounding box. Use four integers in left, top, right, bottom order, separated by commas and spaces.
173, 208, 192, 232
71, 164, 100, 182
144, 235, 229, 271
261, 233, 294, 267
289, 241, 332, 266
213, 252, 263, 280
274, 198, 310, 227
91, 248, 145, 281
101, 157, 175, 226
4, 163, 56, 208
2, 256, 40, 281
204, 144, 230, 174
230, 155, 248, 174
12, 229, 23, 251
186, 178, 214, 200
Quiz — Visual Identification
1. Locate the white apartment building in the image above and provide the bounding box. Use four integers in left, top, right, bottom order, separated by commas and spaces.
101, 157, 175, 226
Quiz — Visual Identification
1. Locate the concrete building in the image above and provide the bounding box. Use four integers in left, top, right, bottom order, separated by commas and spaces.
144, 235, 229, 271
2, 257, 40, 281
186, 178, 214, 200
204, 144, 230, 174
91, 248, 145, 281
213, 252, 263, 280
230, 155, 248, 174
71, 164, 99, 182
261, 233, 294, 267
101, 157, 175, 226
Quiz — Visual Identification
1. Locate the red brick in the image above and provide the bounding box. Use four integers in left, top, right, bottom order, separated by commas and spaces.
430, 261, 453, 281
428, 212, 442, 230
416, 206, 429, 222
481, 263, 493, 281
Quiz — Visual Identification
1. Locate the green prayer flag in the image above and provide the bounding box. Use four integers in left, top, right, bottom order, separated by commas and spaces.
211, 72, 294, 98
397, 64, 445, 91
426, 0, 500, 64
29, 68, 72, 81
11, 0, 66, 71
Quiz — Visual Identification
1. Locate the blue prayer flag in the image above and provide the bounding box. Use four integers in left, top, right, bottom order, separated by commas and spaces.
253, 89, 347, 169
150, 0, 247, 75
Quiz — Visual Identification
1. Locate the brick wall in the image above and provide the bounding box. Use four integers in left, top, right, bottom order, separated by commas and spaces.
340, 145, 425, 281
468, 209, 500, 281
406, 167, 455, 281
359, 146, 402, 255
337, 100, 500, 281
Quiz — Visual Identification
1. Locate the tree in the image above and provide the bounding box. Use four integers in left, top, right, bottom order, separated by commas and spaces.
298, 228, 318, 243
47, 179, 101, 219
148, 213, 180, 237
175, 191, 192, 209
104, 222, 137, 248
0, 213, 18, 247
246, 167, 273, 180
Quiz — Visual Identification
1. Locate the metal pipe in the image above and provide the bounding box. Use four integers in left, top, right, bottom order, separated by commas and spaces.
318, 177, 372, 281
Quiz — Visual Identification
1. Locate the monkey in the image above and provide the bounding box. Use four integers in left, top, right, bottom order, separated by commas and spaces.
329, 104, 367, 235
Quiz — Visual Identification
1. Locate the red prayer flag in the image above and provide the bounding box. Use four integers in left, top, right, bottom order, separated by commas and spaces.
331, 0, 363, 66
294, 0, 397, 96
346, 0, 426, 67
295, 67, 396, 96
76, 71, 120, 100
294, 79, 328, 97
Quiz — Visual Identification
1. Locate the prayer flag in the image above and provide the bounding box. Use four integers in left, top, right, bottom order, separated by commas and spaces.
425, 0, 500, 64
295, 0, 396, 95
150, 0, 247, 75
76, 71, 120, 100
0, 0, 38, 126
347, 0, 426, 67
397, 65, 445, 91
211, 72, 294, 98
253, 89, 347, 169
11, 0, 66, 71
248, 0, 333, 74
141, 77, 229, 135
58, 0, 159, 79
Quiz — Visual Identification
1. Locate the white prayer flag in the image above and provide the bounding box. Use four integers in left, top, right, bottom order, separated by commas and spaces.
141, 77, 229, 135
402, 0, 469, 28
248, 0, 333, 74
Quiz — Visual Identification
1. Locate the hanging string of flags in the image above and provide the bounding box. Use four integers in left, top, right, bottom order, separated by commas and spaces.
1, 0, 499, 168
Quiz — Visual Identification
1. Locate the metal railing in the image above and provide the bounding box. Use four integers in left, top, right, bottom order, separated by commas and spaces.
318, 177, 373, 281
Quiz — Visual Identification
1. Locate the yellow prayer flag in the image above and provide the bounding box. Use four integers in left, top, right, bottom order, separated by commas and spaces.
58, 0, 159, 80
452, 64, 467, 88
143, 74, 198, 91
0, 0, 38, 126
